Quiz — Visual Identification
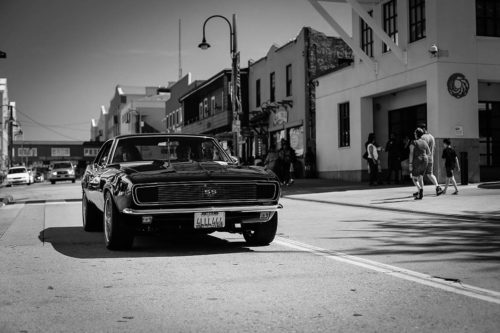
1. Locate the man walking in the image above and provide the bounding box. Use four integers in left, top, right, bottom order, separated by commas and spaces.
418, 123, 443, 196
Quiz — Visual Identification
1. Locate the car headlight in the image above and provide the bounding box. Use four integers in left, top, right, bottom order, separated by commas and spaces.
69, 169, 74, 175
52, 171, 57, 176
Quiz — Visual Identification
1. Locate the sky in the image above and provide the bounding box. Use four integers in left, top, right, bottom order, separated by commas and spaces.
0, 0, 350, 141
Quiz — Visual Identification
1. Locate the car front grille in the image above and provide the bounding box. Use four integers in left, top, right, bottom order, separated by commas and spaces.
57, 171, 69, 175
133, 182, 278, 206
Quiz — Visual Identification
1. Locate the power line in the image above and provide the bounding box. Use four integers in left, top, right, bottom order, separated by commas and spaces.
15, 109, 85, 141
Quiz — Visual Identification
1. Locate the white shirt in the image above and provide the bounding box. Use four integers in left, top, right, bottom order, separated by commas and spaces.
367, 143, 378, 161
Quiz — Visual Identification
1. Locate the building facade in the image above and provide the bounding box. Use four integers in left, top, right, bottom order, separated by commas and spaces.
180, 69, 249, 158
96, 85, 171, 141
248, 27, 352, 176
11, 140, 103, 176
165, 73, 204, 134
312, 0, 500, 182
0, 79, 9, 170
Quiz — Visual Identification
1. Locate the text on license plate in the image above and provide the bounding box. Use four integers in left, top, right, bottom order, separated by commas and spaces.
194, 212, 225, 229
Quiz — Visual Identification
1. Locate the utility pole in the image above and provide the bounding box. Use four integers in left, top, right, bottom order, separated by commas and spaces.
7, 105, 13, 167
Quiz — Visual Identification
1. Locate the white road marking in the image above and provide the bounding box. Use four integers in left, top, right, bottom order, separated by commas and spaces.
275, 236, 500, 305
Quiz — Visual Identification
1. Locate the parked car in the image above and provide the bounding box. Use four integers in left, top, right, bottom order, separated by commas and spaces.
81, 134, 282, 250
49, 161, 76, 184
6, 166, 32, 186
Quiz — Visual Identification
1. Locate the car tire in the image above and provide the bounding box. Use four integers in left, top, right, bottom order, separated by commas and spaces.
103, 192, 134, 250
72, 179, 75, 183
51, 180, 55, 184
243, 213, 278, 246
82, 192, 102, 232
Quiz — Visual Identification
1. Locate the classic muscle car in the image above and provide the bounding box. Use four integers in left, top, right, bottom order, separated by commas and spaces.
81, 134, 282, 250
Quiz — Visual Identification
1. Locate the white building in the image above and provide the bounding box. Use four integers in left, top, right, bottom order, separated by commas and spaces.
311, 0, 500, 182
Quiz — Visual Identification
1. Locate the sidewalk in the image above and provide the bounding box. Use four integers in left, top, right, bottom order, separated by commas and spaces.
282, 178, 500, 222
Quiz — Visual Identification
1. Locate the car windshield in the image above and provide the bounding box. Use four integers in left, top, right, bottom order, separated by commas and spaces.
53, 163, 72, 169
9, 168, 27, 174
111, 136, 231, 164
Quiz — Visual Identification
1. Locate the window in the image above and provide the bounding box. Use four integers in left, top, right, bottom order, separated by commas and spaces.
286, 64, 292, 97
256, 79, 261, 106
270, 72, 276, 102
477, 0, 500, 37
198, 102, 203, 120
210, 96, 215, 114
479, 102, 500, 167
360, 10, 374, 57
382, 0, 398, 53
409, 0, 426, 42
338, 102, 350, 147
203, 98, 209, 117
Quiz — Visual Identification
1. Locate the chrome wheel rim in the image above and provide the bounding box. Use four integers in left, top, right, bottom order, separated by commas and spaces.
104, 197, 112, 243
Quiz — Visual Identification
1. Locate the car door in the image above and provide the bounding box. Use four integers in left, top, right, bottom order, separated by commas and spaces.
83, 140, 114, 210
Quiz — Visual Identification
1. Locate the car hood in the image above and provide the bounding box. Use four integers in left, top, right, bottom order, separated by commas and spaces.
118, 161, 277, 184
7, 173, 29, 178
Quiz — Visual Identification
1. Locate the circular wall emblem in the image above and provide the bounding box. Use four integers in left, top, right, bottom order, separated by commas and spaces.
447, 73, 469, 99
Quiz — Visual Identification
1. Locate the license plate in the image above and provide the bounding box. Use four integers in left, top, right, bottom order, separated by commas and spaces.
194, 212, 225, 229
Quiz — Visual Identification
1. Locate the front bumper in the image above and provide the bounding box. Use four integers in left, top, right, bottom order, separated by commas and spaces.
122, 204, 282, 216
121, 204, 283, 232
49, 175, 75, 181
6, 178, 29, 185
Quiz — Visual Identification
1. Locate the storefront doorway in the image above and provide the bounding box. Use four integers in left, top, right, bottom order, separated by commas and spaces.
479, 102, 500, 181
388, 104, 427, 141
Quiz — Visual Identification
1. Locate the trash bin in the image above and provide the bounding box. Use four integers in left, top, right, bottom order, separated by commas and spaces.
460, 152, 468, 185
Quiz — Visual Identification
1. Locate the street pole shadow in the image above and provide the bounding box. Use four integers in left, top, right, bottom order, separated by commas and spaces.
371, 195, 416, 204
38, 227, 253, 259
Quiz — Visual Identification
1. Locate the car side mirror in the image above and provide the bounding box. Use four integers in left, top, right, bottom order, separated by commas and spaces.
230, 156, 239, 164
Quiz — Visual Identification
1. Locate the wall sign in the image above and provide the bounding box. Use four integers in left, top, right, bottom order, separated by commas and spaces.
51, 147, 70, 157
447, 73, 469, 99
272, 110, 288, 126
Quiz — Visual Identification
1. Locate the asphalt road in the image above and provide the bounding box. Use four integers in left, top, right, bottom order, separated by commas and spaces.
0, 182, 499, 332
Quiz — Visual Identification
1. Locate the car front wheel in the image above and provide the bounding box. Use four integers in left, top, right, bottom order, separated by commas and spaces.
243, 213, 278, 246
82, 192, 102, 232
103, 192, 134, 250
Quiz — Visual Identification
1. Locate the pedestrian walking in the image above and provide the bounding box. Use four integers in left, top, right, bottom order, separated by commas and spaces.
409, 128, 431, 200
279, 139, 296, 186
264, 144, 281, 180
385, 133, 401, 184
365, 133, 382, 186
418, 123, 444, 196
441, 138, 460, 195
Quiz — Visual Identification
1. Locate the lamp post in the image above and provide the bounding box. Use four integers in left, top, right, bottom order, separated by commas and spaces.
199, 14, 241, 157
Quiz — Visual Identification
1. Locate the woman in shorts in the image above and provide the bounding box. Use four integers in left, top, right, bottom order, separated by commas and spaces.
409, 128, 430, 200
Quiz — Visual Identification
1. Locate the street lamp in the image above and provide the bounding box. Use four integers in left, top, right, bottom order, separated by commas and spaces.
199, 14, 241, 157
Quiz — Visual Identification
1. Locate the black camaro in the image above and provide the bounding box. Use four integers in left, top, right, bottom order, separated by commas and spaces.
81, 134, 282, 250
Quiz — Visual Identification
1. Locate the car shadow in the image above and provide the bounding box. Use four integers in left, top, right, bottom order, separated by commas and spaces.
39, 227, 253, 259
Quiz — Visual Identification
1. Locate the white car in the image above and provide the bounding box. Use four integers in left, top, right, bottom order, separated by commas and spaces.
6, 166, 32, 186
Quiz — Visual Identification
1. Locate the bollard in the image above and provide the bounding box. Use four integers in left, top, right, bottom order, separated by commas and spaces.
460, 152, 468, 185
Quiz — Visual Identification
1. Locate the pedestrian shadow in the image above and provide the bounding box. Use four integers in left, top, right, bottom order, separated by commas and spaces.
38, 226, 253, 259
333, 212, 500, 269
